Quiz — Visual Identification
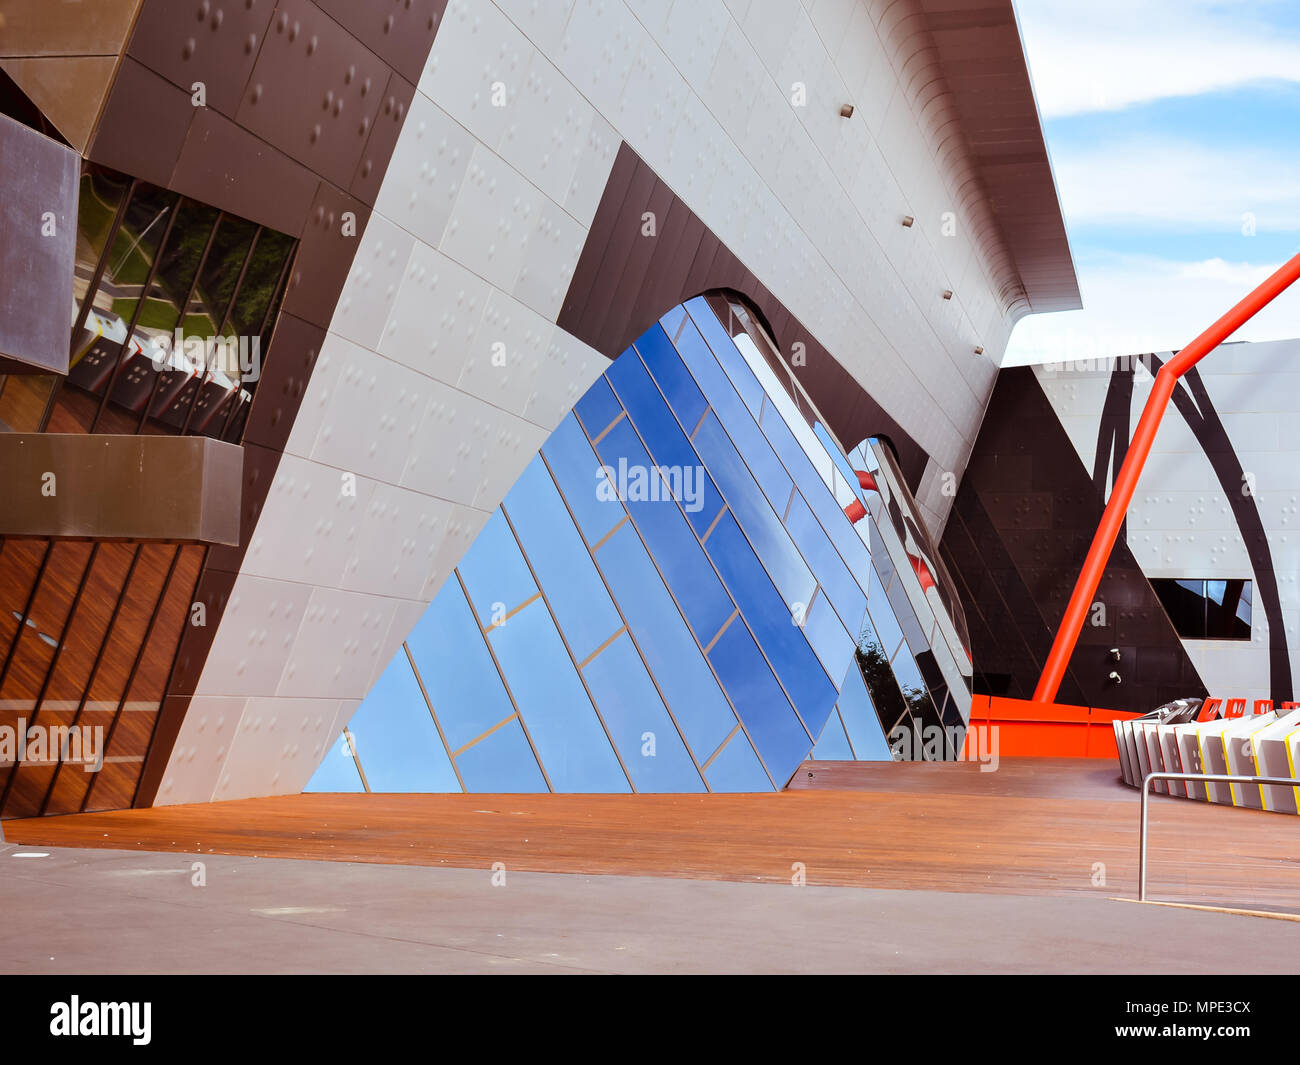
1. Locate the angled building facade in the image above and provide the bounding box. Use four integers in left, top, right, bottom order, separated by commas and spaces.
0, 0, 1098, 815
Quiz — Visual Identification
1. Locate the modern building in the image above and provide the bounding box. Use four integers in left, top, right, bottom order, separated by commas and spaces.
0, 0, 1293, 819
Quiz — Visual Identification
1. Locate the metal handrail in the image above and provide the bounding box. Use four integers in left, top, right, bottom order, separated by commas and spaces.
1139, 771, 1300, 901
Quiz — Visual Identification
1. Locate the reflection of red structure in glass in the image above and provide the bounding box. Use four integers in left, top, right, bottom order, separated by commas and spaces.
843, 470, 877, 524
846, 467, 934, 590
911, 555, 936, 593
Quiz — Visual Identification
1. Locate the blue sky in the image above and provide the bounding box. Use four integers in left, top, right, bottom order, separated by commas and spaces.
1004, 0, 1300, 364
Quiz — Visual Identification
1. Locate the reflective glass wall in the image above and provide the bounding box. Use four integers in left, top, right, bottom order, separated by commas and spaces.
0, 162, 296, 440
309, 294, 973, 794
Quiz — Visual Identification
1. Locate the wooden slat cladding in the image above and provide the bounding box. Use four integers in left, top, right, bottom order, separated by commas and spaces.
7, 758, 1298, 911
558, 143, 932, 489
0, 537, 204, 818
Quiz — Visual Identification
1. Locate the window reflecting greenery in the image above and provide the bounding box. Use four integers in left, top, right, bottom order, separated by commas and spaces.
0, 162, 297, 441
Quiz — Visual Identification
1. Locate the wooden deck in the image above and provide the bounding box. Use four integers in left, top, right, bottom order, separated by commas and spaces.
7, 758, 1299, 909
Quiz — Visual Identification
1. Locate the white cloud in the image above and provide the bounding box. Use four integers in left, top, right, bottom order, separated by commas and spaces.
1016, 0, 1300, 116
1053, 139, 1300, 231
1004, 254, 1300, 365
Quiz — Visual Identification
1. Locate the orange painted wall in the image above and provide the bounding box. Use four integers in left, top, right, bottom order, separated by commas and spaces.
962, 695, 1140, 759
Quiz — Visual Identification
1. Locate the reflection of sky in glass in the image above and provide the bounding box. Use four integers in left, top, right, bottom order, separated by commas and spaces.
308, 293, 977, 796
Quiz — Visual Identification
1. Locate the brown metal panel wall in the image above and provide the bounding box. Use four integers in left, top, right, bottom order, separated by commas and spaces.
73, 0, 451, 809
556, 143, 933, 490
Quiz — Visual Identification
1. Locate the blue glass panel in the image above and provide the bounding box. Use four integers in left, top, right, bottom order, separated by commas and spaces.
707, 616, 810, 779
634, 322, 707, 432
573, 373, 623, 439
891, 645, 936, 722
407, 577, 517, 752
606, 347, 724, 534
817, 422, 865, 505
456, 509, 538, 626
762, 416, 875, 586
803, 591, 855, 688
685, 296, 766, 415
704, 730, 774, 792
784, 490, 866, 630
581, 632, 706, 792
834, 660, 895, 761
856, 609, 910, 732
868, 519, 896, 588
304, 729, 366, 792
502, 456, 621, 662
487, 599, 630, 792
593, 415, 734, 645
541, 413, 626, 544
886, 576, 930, 652
346, 654, 459, 791
594, 520, 737, 760
455, 716, 548, 792
672, 317, 793, 510
704, 510, 835, 735
692, 412, 815, 609
809, 708, 854, 761
658, 303, 689, 342
866, 569, 905, 659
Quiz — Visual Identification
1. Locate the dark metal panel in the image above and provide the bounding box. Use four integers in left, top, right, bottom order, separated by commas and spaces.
87, 57, 195, 190
349, 69, 414, 206
125, 0, 273, 118
0, 435, 243, 545
312, 0, 448, 83
281, 179, 371, 327
235, 0, 390, 190
170, 107, 319, 236
557, 141, 933, 490
241, 311, 327, 453
938, 367, 1204, 710
0, 113, 78, 375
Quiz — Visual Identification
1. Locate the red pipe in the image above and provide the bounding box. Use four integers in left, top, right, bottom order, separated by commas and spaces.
1033, 251, 1300, 704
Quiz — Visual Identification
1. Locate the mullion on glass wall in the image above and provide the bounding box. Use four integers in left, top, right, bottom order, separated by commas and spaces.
497, 503, 637, 793
646, 321, 817, 607
180, 225, 261, 436
450, 569, 554, 793
517, 455, 712, 795
42, 180, 139, 433
538, 444, 716, 784
401, 642, 466, 793
135, 211, 225, 433
89, 194, 182, 434
343, 728, 371, 792
219, 240, 294, 442
590, 408, 821, 743
680, 301, 875, 612
543, 414, 771, 783
568, 414, 781, 788
69, 177, 137, 346
608, 341, 835, 725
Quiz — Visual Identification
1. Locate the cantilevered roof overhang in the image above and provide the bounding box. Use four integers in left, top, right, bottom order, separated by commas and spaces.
897, 0, 1081, 316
